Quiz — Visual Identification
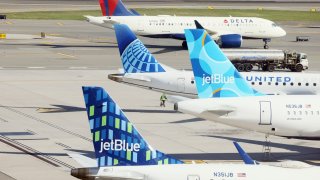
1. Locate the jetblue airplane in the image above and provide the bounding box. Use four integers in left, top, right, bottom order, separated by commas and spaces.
108, 24, 320, 99
175, 29, 320, 140
70, 86, 320, 179
85, 0, 286, 49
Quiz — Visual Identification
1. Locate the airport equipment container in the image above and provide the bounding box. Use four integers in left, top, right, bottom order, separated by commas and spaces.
222, 49, 308, 72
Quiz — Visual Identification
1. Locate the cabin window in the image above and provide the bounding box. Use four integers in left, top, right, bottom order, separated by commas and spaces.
306, 83, 309, 86
299, 111, 302, 115
287, 111, 290, 115
298, 82, 301, 86
305, 111, 308, 115
311, 111, 314, 115
251, 82, 255, 85
191, 80, 194, 84
290, 82, 294, 86
259, 82, 262, 85
293, 111, 296, 115
313, 83, 317, 86
317, 111, 320, 115
283, 82, 286, 86
275, 82, 279, 86
268, 82, 271, 85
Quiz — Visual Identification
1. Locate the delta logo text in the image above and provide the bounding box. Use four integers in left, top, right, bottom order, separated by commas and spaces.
224, 18, 254, 24
99, 139, 141, 153
202, 74, 235, 85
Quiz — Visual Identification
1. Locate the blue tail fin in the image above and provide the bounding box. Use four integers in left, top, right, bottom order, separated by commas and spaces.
184, 29, 265, 98
233, 142, 258, 165
99, 0, 136, 16
82, 86, 183, 167
114, 24, 166, 73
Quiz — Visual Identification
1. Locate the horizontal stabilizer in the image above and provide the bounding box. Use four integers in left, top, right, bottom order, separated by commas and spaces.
68, 153, 97, 167
201, 105, 235, 116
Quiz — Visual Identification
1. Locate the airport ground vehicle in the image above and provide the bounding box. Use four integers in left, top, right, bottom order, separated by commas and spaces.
223, 49, 308, 72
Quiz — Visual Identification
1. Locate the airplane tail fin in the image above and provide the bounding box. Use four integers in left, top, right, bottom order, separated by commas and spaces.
82, 86, 183, 167
184, 29, 265, 98
114, 24, 166, 73
99, 0, 135, 16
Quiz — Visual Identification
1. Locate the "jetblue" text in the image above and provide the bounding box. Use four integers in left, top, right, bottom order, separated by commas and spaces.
99, 139, 140, 153
202, 74, 235, 85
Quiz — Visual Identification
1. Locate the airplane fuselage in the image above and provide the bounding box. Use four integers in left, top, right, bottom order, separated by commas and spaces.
73, 163, 320, 180
109, 70, 320, 98
177, 95, 320, 139
86, 16, 286, 39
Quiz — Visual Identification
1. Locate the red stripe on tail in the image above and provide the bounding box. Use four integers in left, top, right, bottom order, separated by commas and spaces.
99, 0, 107, 16
108, 0, 118, 16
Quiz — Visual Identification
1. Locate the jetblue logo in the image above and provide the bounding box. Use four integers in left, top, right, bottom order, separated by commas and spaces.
202, 74, 235, 85
99, 139, 140, 153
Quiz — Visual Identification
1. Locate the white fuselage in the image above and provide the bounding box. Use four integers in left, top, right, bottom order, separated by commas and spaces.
109, 70, 320, 98
86, 16, 286, 39
84, 163, 320, 180
177, 95, 320, 138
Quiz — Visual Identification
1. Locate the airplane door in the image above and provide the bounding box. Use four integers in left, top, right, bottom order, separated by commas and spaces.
177, 78, 185, 92
187, 175, 200, 180
259, 101, 272, 125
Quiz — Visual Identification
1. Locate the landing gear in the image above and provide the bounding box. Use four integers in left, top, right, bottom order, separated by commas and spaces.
182, 41, 187, 49
263, 38, 271, 49
262, 134, 271, 161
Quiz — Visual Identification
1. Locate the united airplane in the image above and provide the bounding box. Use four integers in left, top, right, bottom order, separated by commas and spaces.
85, 0, 286, 49
70, 86, 320, 179
108, 24, 320, 99
175, 29, 320, 139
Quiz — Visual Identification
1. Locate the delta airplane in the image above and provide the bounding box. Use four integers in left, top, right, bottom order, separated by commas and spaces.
175, 29, 320, 140
70, 86, 320, 179
85, 0, 286, 49
108, 24, 320, 99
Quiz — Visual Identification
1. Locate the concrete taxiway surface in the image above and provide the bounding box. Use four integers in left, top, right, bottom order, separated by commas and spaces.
0, 18, 320, 180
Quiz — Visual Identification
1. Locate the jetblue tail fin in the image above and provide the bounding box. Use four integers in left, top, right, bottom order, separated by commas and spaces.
184, 29, 265, 98
233, 142, 258, 165
114, 24, 166, 73
82, 86, 183, 167
99, 0, 135, 16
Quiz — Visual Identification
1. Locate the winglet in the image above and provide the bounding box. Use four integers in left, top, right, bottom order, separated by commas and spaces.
194, 20, 204, 29
82, 86, 183, 167
114, 24, 166, 73
233, 142, 258, 165
184, 29, 265, 98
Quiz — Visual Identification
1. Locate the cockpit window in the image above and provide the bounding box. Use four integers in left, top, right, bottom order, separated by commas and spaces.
272, 23, 278, 27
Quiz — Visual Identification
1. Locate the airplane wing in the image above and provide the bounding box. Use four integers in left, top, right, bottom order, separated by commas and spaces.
194, 20, 218, 35
233, 142, 258, 165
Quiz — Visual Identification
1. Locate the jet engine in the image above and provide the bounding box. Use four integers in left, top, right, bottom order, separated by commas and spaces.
218, 34, 242, 48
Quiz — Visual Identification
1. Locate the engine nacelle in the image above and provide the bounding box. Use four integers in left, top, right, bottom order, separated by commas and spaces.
218, 34, 242, 48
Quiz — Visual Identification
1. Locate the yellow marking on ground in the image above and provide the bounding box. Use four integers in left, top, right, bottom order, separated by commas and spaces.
183, 160, 207, 164
57, 22, 64, 26
57, 52, 76, 59
212, 88, 222, 95
5, 21, 13, 25
47, 34, 61, 36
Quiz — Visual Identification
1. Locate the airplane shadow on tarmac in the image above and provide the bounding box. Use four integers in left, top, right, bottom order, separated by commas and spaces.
171, 135, 320, 166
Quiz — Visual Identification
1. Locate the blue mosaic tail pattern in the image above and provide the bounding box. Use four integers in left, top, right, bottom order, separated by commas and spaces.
82, 86, 183, 167
184, 29, 265, 99
114, 24, 166, 73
